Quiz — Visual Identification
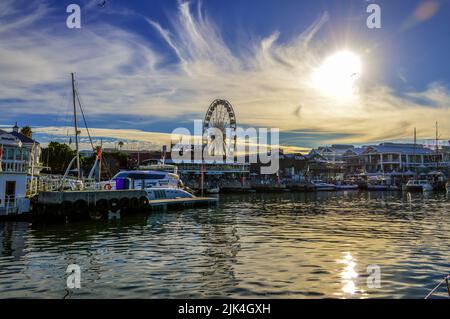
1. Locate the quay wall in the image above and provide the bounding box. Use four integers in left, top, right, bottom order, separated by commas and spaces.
37, 190, 147, 205
34, 190, 149, 222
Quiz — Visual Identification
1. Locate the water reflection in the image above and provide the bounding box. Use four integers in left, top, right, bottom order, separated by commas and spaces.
0, 222, 28, 260
0, 191, 449, 298
338, 252, 359, 296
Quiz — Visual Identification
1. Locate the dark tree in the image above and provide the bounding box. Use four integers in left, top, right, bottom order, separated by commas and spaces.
20, 126, 33, 138
41, 142, 76, 174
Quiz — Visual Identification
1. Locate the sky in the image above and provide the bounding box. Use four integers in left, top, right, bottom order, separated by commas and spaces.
1, 0, 450, 152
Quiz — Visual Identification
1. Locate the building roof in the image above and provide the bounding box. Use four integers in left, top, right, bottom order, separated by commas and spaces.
0, 130, 21, 146
343, 147, 365, 157
316, 145, 355, 156
363, 143, 433, 155
9, 131, 40, 144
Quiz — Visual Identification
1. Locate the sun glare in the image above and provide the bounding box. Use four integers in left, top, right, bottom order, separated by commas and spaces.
312, 50, 362, 99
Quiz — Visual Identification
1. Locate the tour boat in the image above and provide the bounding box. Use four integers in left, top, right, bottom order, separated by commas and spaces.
405, 179, 433, 192
311, 180, 336, 191
109, 170, 195, 200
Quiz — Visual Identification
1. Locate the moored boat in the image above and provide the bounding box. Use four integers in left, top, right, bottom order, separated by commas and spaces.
367, 176, 398, 191
405, 179, 433, 192
335, 181, 358, 190
109, 170, 195, 200
311, 180, 336, 191
206, 186, 220, 194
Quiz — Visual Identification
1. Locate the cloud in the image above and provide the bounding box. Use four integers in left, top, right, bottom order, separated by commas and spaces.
0, 0, 450, 149
32, 125, 308, 155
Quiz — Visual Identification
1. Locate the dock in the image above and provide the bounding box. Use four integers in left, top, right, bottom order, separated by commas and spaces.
32, 190, 218, 222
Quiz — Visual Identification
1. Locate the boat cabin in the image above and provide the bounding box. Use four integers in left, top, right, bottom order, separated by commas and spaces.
112, 170, 181, 190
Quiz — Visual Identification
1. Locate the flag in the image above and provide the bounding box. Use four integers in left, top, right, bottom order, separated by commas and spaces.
97, 146, 102, 159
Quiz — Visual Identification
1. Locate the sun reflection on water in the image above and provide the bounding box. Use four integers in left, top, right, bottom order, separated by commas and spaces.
338, 252, 359, 296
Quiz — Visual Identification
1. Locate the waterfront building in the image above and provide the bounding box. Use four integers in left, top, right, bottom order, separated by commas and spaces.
169, 159, 250, 190
309, 145, 355, 165
360, 143, 440, 174
250, 150, 309, 184
0, 126, 35, 214
278, 153, 308, 182
342, 147, 365, 175
306, 146, 350, 181
0, 124, 42, 175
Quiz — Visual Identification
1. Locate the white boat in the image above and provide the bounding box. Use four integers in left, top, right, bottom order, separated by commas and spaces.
405, 179, 433, 192
367, 176, 398, 191
206, 187, 220, 194
311, 180, 336, 191
108, 170, 195, 200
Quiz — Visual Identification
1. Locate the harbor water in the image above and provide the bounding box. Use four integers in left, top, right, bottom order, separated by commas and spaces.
1, 191, 449, 298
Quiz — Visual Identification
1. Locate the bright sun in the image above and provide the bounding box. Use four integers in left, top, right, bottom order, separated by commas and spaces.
312, 50, 362, 99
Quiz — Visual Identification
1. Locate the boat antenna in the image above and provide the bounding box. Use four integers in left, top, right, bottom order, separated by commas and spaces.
71, 73, 81, 180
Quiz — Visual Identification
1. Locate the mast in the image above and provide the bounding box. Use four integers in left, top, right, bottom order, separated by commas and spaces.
413, 127, 416, 176
71, 73, 81, 179
435, 121, 439, 169
99, 139, 102, 189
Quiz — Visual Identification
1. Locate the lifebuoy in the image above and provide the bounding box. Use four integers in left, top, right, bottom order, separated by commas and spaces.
104, 183, 112, 190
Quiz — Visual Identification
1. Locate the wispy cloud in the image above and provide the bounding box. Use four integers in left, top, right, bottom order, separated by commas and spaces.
1, 0, 449, 149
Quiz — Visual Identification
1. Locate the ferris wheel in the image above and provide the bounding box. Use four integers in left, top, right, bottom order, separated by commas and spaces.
203, 99, 237, 157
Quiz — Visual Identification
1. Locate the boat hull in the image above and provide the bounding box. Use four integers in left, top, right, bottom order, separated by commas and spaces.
335, 185, 358, 190
367, 185, 388, 191
405, 186, 433, 192
314, 186, 336, 191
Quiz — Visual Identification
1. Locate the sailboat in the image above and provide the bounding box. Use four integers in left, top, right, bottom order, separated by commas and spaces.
59, 73, 100, 191
58, 74, 196, 200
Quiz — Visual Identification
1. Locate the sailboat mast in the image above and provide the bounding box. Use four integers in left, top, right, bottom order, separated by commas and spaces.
435, 121, 439, 169
413, 127, 416, 175
71, 73, 81, 179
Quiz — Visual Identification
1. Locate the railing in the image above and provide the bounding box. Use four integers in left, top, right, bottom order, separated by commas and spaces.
27, 175, 98, 196
0, 195, 18, 215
